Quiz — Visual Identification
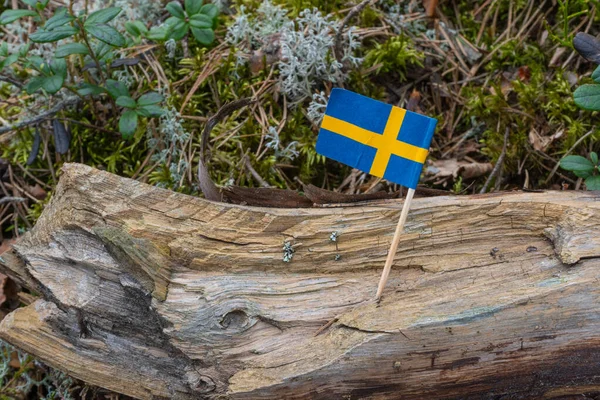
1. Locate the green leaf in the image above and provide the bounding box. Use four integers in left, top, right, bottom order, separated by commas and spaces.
1, 54, 18, 70
18, 44, 30, 57
49, 58, 67, 76
36, 0, 49, 11
41, 74, 64, 94
137, 92, 163, 106
29, 26, 78, 43
191, 27, 214, 45
586, 175, 600, 190
189, 13, 212, 28
574, 170, 592, 179
116, 96, 136, 108
560, 155, 595, 172
146, 26, 169, 41
27, 56, 45, 71
77, 82, 105, 96
94, 41, 113, 60
592, 152, 599, 166
168, 20, 188, 40
119, 110, 138, 139
136, 105, 165, 117
574, 84, 600, 111
22, 0, 48, 7
125, 21, 147, 37
55, 42, 89, 57
185, 0, 203, 15
166, 1, 185, 19
85, 7, 122, 26
0, 9, 37, 25
105, 79, 129, 99
200, 4, 218, 19
85, 24, 125, 47
44, 7, 74, 30
592, 66, 600, 84
0, 42, 7, 57
25, 76, 45, 94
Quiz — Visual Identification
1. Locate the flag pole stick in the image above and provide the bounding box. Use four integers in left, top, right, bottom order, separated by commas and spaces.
375, 188, 415, 301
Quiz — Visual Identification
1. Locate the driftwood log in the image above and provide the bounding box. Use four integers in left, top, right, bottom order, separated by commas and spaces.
0, 163, 599, 399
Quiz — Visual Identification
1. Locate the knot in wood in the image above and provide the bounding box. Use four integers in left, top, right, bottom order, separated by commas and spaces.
220, 309, 250, 330
186, 370, 216, 394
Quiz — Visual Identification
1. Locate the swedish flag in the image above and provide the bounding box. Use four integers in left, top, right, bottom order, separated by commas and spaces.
316, 89, 437, 189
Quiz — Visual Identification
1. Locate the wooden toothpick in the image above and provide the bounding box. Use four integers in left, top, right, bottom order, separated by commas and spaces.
375, 188, 415, 301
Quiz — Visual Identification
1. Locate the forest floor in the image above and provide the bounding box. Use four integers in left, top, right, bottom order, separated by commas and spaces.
0, 0, 598, 397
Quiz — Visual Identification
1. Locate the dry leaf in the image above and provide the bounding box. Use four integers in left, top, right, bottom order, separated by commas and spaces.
406, 89, 421, 113
27, 184, 47, 200
529, 128, 564, 152
427, 159, 493, 180
518, 66, 531, 82
489, 75, 513, 98
250, 34, 282, 75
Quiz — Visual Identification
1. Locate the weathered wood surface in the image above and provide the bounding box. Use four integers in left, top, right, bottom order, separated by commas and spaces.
1, 163, 600, 399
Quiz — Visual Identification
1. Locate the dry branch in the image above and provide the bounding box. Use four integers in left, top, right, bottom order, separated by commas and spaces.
0, 163, 600, 399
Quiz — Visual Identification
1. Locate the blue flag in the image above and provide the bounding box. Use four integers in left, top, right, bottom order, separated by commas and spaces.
316, 89, 437, 189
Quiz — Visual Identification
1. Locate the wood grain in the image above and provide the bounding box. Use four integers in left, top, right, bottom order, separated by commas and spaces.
0, 163, 599, 399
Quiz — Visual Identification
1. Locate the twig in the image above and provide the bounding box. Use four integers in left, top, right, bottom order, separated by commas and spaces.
198, 98, 256, 201
314, 317, 339, 336
0, 97, 80, 135
334, 0, 374, 64
0, 75, 23, 89
0, 197, 26, 205
480, 127, 509, 194
243, 155, 270, 188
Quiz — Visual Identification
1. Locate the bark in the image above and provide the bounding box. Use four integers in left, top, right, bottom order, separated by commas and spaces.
0, 163, 599, 399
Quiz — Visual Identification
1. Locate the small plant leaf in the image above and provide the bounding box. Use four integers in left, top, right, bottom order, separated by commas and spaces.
573, 32, 600, 64
85, 24, 126, 47
55, 43, 89, 57
41, 74, 64, 94
189, 13, 212, 28
52, 119, 70, 154
591, 151, 599, 165
585, 175, 600, 190
77, 82, 105, 96
105, 79, 129, 99
574, 84, 600, 111
137, 92, 163, 106
0, 9, 37, 25
592, 66, 600, 83
125, 21, 147, 37
200, 4, 218, 19
25, 76, 45, 94
168, 20, 188, 40
119, 110, 138, 138
85, 7, 122, 26
560, 155, 595, 172
44, 7, 74, 30
191, 27, 214, 45
574, 170, 592, 179
146, 26, 169, 41
166, 1, 185, 19
1, 54, 18, 70
49, 58, 67, 76
185, 0, 203, 15
116, 96, 136, 108
136, 105, 165, 117
26, 127, 41, 165
29, 26, 78, 43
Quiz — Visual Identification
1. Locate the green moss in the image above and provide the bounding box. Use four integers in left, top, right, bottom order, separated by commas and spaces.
363, 35, 423, 80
